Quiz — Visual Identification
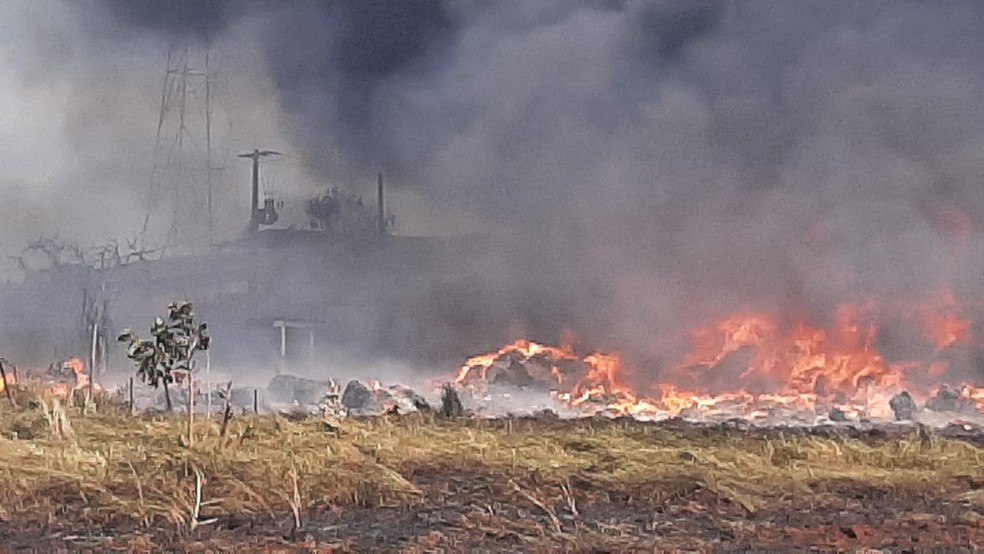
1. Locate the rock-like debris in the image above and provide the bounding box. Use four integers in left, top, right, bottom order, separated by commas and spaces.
333, 379, 431, 416
889, 391, 917, 421
925, 384, 971, 413
341, 380, 373, 411
389, 386, 431, 413
828, 407, 848, 422
268, 374, 335, 406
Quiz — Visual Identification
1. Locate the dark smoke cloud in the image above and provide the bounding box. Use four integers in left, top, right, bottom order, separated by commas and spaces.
262, 0, 454, 165
94, 0, 236, 41
8, 0, 984, 366
89, 0, 457, 167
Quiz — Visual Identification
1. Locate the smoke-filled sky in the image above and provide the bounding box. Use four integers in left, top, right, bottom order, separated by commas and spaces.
3, 0, 984, 359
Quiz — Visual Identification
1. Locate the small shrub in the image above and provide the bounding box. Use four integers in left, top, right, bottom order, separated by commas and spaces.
118, 302, 211, 410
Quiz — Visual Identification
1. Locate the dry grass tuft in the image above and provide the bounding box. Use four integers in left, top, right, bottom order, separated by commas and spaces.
0, 381, 982, 549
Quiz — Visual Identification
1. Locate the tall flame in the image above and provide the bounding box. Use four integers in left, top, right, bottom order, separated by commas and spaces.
453, 289, 982, 421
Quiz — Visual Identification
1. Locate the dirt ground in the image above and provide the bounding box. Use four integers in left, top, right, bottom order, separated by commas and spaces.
1, 389, 984, 552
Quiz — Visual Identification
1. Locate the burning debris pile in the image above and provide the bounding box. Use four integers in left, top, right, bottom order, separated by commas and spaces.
266, 374, 431, 416
0, 357, 101, 411
455, 340, 589, 390
2, 358, 93, 398
454, 339, 656, 418
116, 291, 984, 426
337, 379, 430, 416
43, 358, 90, 395
452, 290, 984, 426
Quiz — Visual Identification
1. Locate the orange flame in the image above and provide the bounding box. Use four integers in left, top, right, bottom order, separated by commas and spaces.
64, 358, 89, 389
456, 339, 576, 385
454, 289, 982, 421
44, 358, 90, 397
0, 371, 13, 394
0, 358, 97, 398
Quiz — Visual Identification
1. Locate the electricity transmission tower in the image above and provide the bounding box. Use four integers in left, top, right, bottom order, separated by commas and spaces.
142, 42, 227, 253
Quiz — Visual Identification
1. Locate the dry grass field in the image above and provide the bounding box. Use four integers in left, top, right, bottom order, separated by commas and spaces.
1, 382, 984, 551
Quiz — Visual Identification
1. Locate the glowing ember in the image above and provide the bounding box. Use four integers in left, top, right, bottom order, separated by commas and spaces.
453, 290, 984, 422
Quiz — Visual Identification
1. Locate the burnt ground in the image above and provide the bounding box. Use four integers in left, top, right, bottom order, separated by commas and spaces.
2, 410, 984, 552
4, 469, 983, 551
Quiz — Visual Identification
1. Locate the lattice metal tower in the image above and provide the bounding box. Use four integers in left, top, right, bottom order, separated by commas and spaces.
141, 42, 226, 253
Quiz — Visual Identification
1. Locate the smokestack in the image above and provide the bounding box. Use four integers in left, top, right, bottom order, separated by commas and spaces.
377, 172, 385, 235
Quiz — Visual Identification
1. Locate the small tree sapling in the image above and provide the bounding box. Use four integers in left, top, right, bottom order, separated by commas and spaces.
118, 302, 211, 415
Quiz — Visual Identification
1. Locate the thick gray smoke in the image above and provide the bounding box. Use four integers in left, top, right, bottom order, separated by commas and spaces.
0, 0, 309, 272
5, 0, 984, 366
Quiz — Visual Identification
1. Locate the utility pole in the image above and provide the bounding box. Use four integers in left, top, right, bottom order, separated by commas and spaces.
238, 149, 281, 233
377, 172, 386, 235
204, 51, 214, 245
